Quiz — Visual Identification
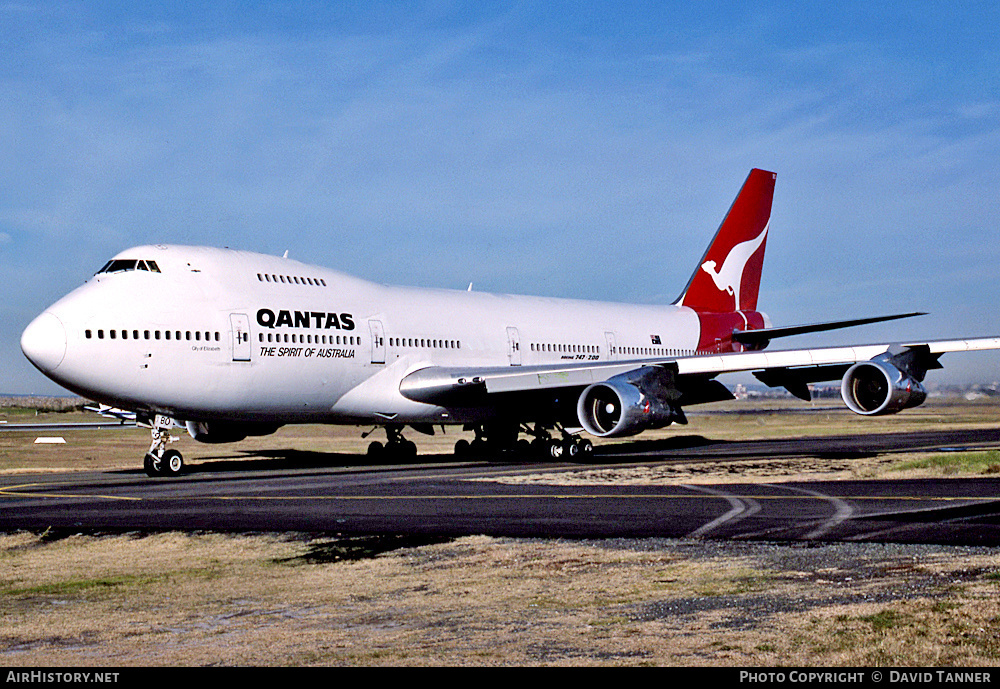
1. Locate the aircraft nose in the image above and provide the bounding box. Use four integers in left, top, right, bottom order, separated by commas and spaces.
21, 312, 67, 374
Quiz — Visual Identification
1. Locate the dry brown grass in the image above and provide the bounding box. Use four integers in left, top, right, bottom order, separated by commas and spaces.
4, 532, 1000, 666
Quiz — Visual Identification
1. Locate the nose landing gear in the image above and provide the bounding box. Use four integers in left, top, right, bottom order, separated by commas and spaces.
141, 415, 185, 477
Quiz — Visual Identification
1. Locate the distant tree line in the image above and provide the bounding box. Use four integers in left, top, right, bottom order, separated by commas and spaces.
0, 396, 89, 412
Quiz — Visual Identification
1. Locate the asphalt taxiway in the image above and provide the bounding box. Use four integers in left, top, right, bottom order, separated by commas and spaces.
3, 428, 1000, 544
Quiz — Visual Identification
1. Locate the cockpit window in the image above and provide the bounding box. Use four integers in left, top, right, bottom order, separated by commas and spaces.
97, 259, 162, 275
98, 260, 136, 274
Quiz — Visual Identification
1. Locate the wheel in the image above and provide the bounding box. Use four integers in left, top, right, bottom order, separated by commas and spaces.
470, 438, 488, 455
578, 439, 594, 458
564, 440, 580, 458
143, 453, 162, 477
161, 449, 184, 476
548, 440, 563, 459
454, 439, 471, 456
367, 440, 385, 457
385, 440, 418, 460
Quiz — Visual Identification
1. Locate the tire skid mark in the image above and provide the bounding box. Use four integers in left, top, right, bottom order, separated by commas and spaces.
762, 483, 854, 540
681, 484, 761, 538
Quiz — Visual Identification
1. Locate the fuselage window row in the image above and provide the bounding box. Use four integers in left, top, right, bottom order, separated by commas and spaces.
256, 273, 327, 287
388, 338, 461, 349
608, 346, 698, 357
250, 334, 463, 349
357, 337, 468, 349
86, 329, 220, 342
258, 333, 360, 346
530, 343, 599, 354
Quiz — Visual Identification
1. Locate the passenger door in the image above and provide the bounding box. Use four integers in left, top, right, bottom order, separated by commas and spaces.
604, 331, 617, 361
230, 313, 252, 362
369, 319, 386, 365
506, 326, 521, 366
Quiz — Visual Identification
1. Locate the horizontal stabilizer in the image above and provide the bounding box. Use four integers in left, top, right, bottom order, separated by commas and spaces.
732, 312, 926, 346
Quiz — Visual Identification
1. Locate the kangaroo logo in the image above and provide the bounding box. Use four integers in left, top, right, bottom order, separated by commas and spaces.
699, 223, 768, 310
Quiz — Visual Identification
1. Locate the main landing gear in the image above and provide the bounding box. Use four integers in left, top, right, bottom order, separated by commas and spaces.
452, 422, 594, 460
365, 424, 418, 460
520, 423, 594, 460
142, 416, 185, 477
362, 421, 595, 461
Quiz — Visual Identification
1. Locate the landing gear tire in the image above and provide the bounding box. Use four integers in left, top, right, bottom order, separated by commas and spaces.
454, 439, 471, 457
557, 437, 595, 462
143, 453, 162, 477
376, 424, 419, 461
161, 449, 184, 476
382, 440, 417, 460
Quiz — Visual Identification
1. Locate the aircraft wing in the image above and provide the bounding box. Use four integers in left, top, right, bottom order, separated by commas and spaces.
0, 404, 137, 433
730, 312, 926, 347
399, 336, 1000, 405
84, 404, 137, 422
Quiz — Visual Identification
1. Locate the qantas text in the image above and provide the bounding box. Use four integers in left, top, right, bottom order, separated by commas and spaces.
257, 308, 355, 331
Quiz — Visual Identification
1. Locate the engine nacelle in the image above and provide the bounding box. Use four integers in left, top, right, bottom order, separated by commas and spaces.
577, 375, 680, 437
841, 360, 927, 416
185, 420, 282, 444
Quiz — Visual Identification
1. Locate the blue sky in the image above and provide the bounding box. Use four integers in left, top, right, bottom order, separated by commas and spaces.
3, 1, 999, 394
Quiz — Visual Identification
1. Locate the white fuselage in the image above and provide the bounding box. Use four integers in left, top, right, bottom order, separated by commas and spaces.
25, 245, 706, 425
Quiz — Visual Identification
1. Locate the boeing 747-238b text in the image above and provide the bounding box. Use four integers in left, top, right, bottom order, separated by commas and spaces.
20, 169, 1000, 476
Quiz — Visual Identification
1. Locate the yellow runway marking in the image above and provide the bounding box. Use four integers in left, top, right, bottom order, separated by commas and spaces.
0, 482, 142, 501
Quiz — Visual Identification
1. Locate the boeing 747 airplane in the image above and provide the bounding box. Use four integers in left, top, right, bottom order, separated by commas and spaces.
20, 169, 1000, 476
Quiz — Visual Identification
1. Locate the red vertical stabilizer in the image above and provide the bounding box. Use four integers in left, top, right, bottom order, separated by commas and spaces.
676, 169, 775, 314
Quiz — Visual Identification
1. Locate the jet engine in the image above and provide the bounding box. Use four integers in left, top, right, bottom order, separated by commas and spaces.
185, 420, 282, 444
576, 372, 683, 437
840, 360, 926, 416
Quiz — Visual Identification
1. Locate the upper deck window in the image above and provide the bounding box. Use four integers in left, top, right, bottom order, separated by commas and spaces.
256, 272, 327, 286
97, 259, 161, 275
